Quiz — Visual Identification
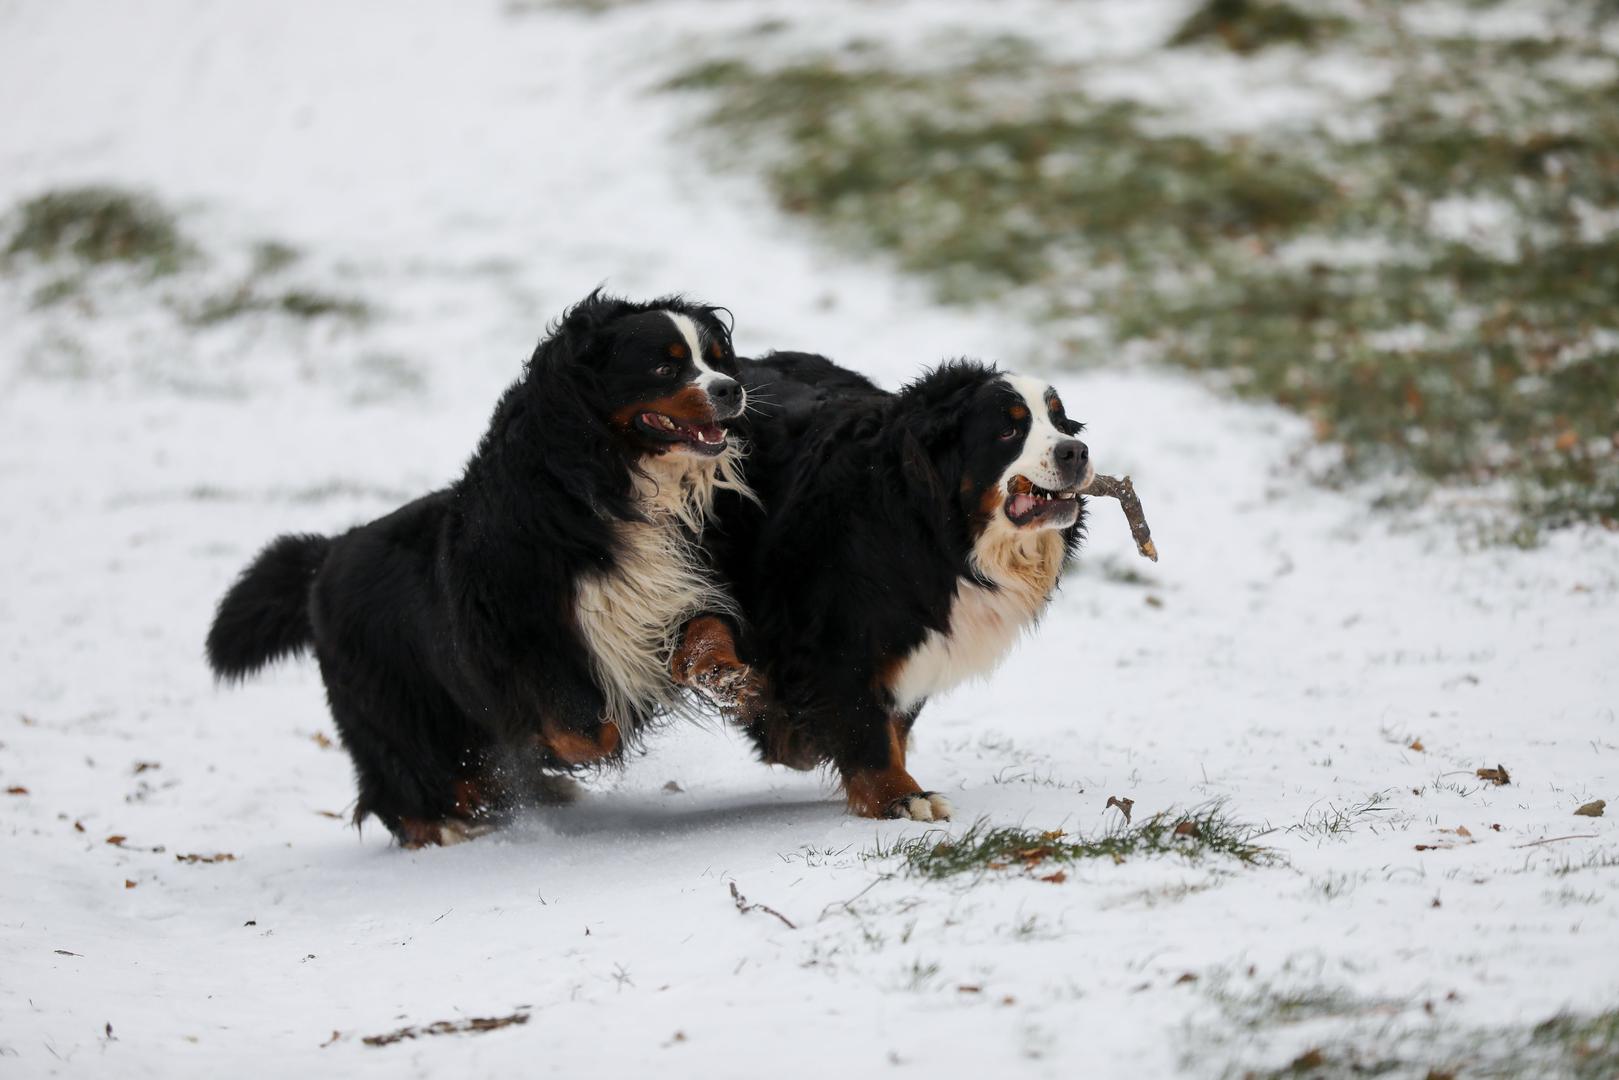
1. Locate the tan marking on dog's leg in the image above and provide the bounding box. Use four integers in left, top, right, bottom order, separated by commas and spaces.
539, 718, 623, 766
670, 615, 764, 711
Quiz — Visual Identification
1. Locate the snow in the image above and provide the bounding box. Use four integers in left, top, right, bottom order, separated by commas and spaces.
2, 1, 1616, 1077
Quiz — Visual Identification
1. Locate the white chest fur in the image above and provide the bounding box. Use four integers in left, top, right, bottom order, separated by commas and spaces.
888, 525, 1065, 712
572, 451, 748, 728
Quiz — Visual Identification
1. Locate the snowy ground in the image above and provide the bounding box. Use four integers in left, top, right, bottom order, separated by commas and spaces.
2, 2, 1617, 1077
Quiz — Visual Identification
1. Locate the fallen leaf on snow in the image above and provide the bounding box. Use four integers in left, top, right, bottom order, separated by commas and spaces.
1105, 795, 1134, 824
315, 810, 344, 820
1175, 972, 1198, 984
175, 853, 237, 864
105, 835, 127, 847
132, 761, 160, 774
1408, 738, 1425, 752
1039, 870, 1067, 884
311, 732, 333, 749
1476, 764, 1511, 785
362, 1012, 529, 1047
1291, 1049, 1326, 1070
662, 781, 684, 794
1574, 799, 1606, 818
5, 786, 27, 795
956, 984, 982, 994
1173, 820, 1201, 838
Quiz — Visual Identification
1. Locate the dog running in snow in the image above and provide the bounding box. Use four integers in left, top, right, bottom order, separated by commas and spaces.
707, 352, 1092, 821
205, 291, 759, 847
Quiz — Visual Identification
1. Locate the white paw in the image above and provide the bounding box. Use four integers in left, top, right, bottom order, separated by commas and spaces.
435, 820, 496, 846
891, 792, 954, 822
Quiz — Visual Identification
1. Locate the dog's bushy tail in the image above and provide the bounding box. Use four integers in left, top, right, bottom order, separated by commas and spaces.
206, 533, 331, 681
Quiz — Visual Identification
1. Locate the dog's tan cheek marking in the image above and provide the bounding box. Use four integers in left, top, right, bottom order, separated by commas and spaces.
640, 386, 714, 423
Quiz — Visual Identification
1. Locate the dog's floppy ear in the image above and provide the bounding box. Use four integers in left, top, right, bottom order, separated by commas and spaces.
530, 288, 631, 373
901, 427, 942, 503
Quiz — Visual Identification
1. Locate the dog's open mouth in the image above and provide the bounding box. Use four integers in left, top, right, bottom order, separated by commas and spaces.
635, 412, 728, 456
1004, 474, 1081, 527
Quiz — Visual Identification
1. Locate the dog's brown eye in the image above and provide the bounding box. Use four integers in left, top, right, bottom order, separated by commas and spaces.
999, 425, 1018, 440
654, 363, 677, 378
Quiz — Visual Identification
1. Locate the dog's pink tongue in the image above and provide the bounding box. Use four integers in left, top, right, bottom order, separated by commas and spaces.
1010, 493, 1037, 518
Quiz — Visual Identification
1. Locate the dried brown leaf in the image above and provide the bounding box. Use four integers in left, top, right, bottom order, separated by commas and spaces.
1292, 1049, 1326, 1070
1408, 738, 1425, 752
105, 835, 127, 847
1039, 870, 1068, 884
1173, 820, 1201, 838
124, 879, 136, 889
1574, 800, 1606, 818
1476, 764, 1511, 785
1105, 795, 1134, 824
5, 786, 28, 796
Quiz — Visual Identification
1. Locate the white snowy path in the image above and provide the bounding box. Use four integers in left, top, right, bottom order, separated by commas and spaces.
1, 2, 1616, 1077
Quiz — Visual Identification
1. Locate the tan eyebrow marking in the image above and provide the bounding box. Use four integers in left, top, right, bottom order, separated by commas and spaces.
1009, 403, 1029, 420
668, 342, 688, 358
709, 340, 725, 360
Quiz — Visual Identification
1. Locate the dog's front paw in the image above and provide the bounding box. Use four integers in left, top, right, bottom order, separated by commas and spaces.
397, 818, 497, 849
692, 661, 756, 711
885, 791, 953, 822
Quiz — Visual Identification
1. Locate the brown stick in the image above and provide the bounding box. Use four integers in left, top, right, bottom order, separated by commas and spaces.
729, 881, 796, 930
1083, 473, 1158, 562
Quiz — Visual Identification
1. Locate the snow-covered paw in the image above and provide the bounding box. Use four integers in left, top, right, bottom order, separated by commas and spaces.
399, 818, 496, 849
693, 663, 753, 710
887, 791, 953, 822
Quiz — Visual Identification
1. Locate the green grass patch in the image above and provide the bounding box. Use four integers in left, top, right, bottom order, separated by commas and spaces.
188, 286, 369, 327
1223, 1007, 1619, 1079
665, 16, 1619, 536
3, 186, 191, 274
871, 806, 1273, 881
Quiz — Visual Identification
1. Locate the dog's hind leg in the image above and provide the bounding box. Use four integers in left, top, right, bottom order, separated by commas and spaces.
319, 662, 501, 848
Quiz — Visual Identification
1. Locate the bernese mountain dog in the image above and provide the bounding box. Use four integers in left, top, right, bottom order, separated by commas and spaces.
710, 352, 1091, 821
205, 291, 759, 847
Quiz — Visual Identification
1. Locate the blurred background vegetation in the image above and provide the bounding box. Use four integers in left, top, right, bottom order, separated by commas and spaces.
664, 0, 1619, 542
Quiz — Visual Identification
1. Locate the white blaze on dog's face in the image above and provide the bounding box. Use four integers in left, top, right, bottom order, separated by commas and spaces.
993, 374, 1092, 531
664, 311, 742, 415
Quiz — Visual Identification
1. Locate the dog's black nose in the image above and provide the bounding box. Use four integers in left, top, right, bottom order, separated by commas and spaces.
708, 376, 742, 416
1054, 439, 1089, 483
